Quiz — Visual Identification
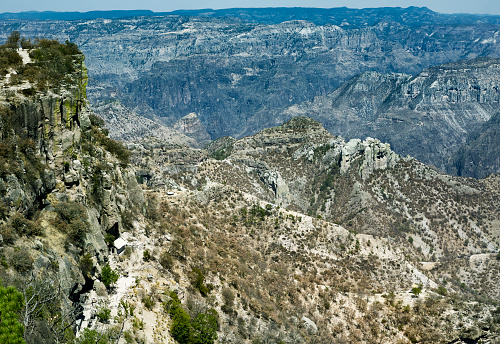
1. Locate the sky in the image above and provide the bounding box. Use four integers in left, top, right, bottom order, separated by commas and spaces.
2, 0, 500, 16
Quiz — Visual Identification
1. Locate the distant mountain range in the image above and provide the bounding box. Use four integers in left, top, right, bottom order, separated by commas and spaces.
2, 7, 500, 26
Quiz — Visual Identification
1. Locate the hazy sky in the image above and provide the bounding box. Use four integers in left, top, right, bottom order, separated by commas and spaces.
3, 0, 500, 16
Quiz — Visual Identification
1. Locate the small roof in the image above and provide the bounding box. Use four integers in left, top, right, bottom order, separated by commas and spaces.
114, 238, 127, 250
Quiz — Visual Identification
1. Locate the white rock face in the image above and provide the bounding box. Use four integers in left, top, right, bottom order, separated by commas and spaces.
256, 168, 291, 202
301, 316, 318, 334
340, 137, 399, 179
360, 137, 399, 179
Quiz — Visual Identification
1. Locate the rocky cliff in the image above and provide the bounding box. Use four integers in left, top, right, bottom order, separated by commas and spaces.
449, 111, 500, 178
0, 39, 145, 343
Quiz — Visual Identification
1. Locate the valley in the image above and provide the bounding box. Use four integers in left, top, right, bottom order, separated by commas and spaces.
0, 8, 498, 344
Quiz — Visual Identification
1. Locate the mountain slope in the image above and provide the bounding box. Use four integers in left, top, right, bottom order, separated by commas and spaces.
121, 116, 500, 343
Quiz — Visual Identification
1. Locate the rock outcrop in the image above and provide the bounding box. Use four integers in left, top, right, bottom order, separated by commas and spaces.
340, 137, 399, 179
202, 117, 400, 210
173, 112, 211, 147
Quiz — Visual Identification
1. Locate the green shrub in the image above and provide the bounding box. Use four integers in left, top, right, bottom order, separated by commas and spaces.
120, 210, 135, 231
411, 285, 422, 296
89, 114, 105, 128
27, 38, 83, 90
160, 251, 174, 270
221, 288, 235, 315
0, 32, 22, 76
102, 138, 130, 167
122, 246, 133, 259
143, 249, 152, 262
66, 219, 89, 247
101, 263, 119, 289
76, 328, 109, 344
104, 233, 116, 246
96, 307, 111, 323
211, 147, 232, 160
20, 37, 34, 50
4, 31, 20, 49
191, 267, 212, 297
53, 202, 89, 248
192, 309, 219, 344
142, 294, 155, 310
54, 202, 86, 223
0, 284, 25, 344
165, 291, 218, 344
88, 127, 130, 167
167, 291, 192, 344
436, 286, 448, 296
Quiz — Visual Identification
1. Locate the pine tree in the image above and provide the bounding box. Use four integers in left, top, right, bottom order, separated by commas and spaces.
0, 284, 25, 344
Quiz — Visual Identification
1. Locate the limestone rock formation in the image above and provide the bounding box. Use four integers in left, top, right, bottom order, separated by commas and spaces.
340, 137, 399, 179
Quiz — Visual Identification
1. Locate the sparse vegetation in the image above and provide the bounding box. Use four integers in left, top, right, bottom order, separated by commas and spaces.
52, 202, 89, 248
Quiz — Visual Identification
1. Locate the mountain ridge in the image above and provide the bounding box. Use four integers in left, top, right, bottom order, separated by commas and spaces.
3, 7, 500, 26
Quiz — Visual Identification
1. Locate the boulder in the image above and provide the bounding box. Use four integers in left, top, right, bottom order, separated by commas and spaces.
94, 280, 108, 297
301, 316, 318, 334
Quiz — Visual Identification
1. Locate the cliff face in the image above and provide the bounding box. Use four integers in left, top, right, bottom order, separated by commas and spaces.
450, 111, 500, 178
279, 58, 500, 175
90, 99, 198, 146
0, 41, 145, 341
